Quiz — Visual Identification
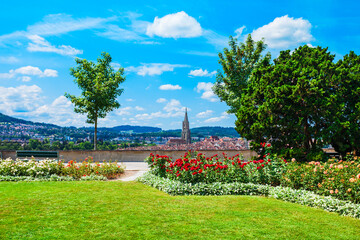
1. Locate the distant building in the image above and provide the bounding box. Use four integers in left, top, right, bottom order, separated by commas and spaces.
181, 108, 191, 144
167, 138, 186, 145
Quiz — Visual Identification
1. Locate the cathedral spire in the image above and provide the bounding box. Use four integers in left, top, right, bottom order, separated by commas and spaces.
182, 108, 191, 144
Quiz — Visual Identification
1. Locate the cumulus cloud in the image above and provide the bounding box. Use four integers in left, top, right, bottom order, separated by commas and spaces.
251, 15, 313, 49
159, 84, 182, 90
146, 11, 202, 38
0, 85, 43, 115
135, 99, 187, 120
126, 63, 188, 76
0, 65, 58, 81
115, 107, 132, 116
156, 98, 167, 103
196, 110, 213, 118
27, 35, 83, 56
135, 106, 144, 111
204, 112, 229, 123
189, 68, 217, 77
196, 82, 218, 102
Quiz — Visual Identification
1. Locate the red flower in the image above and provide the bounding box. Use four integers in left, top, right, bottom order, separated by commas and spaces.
192, 172, 197, 175
257, 166, 261, 170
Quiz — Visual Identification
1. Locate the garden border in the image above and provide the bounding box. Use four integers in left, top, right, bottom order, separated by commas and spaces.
138, 172, 360, 219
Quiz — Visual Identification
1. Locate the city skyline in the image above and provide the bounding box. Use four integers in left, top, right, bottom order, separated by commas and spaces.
0, 0, 359, 129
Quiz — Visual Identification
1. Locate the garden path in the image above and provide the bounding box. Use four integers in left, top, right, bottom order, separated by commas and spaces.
117, 162, 148, 181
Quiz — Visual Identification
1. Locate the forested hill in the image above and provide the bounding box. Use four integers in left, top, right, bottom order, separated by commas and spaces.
0, 113, 60, 128
0, 112, 239, 138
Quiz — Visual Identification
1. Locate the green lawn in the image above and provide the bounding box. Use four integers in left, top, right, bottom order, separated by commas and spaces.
1, 181, 359, 240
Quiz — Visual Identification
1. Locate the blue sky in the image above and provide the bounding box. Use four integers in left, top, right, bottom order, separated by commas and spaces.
0, 0, 359, 129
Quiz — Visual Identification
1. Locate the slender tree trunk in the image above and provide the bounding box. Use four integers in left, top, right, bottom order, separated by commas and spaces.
94, 117, 97, 150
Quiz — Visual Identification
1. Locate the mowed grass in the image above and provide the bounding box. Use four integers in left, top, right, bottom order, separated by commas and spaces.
1, 181, 360, 240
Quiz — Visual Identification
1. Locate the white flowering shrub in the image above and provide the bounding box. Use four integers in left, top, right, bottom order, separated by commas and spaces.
0, 158, 61, 177
138, 172, 360, 219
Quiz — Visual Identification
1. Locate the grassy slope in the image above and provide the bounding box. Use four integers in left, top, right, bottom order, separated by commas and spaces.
1, 181, 360, 240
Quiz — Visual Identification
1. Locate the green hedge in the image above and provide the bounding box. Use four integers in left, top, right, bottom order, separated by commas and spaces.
138, 172, 360, 219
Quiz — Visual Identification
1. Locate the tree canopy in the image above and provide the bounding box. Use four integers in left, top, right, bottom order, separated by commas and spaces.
213, 35, 270, 114
215, 36, 360, 159
65, 52, 126, 150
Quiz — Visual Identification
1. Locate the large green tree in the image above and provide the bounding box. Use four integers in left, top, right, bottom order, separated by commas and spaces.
213, 35, 270, 114
330, 51, 360, 155
236, 45, 338, 159
65, 52, 125, 150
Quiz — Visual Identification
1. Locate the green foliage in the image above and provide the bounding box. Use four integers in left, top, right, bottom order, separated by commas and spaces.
330, 51, 360, 155
139, 172, 360, 219
213, 34, 270, 114
0, 158, 124, 180
282, 157, 360, 203
145, 146, 287, 185
234, 45, 339, 159
65, 52, 125, 150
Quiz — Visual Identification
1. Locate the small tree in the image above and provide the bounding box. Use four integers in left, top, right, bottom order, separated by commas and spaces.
65, 52, 125, 150
213, 34, 270, 114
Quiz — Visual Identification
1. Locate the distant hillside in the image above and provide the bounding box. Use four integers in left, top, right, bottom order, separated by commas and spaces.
164, 126, 239, 138
86, 125, 162, 133
0, 113, 60, 128
0, 112, 239, 139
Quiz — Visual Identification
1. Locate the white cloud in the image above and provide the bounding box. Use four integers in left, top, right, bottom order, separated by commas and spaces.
235, 26, 246, 39
182, 51, 217, 57
27, 13, 112, 36
0, 85, 43, 115
135, 99, 187, 120
0, 56, 19, 64
189, 68, 216, 77
0, 66, 58, 80
156, 98, 167, 103
21, 76, 31, 82
196, 82, 218, 102
126, 98, 135, 102
126, 63, 188, 76
163, 99, 184, 112
159, 84, 182, 90
196, 110, 213, 118
146, 11, 202, 38
43, 69, 58, 77
251, 15, 313, 49
96, 24, 144, 42
27, 35, 83, 56
135, 106, 144, 111
115, 107, 132, 116
202, 29, 228, 49
204, 112, 229, 123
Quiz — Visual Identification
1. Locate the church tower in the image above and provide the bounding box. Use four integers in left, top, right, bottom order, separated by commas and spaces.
181, 108, 191, 144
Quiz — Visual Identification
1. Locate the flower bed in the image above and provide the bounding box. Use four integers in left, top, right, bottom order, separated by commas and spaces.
138, 172, 360, 219
0, 157, 124, 180
144, 144, 360, 204
145, 146, 287, 185
282, 157, 360, 203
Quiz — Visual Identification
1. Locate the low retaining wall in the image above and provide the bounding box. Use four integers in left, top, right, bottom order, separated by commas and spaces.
0, 150, 257, 162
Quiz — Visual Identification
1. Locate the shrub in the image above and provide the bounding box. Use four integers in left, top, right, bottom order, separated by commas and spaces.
145, 144, 287, 185
282, 157, 360, 203
138, 172, 360, 219
0, 157, 125, 180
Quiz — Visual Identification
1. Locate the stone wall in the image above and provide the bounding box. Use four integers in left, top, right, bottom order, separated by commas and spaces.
0, 149, 257, 162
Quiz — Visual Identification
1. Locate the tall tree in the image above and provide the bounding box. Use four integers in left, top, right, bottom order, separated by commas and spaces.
65, 52, 125, 150
213, 34, 270, 114
236, 45, 338, 159
330, 51, 360, 155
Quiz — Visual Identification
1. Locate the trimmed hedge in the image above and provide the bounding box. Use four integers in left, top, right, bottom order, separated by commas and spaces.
138, 172, 360, 219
